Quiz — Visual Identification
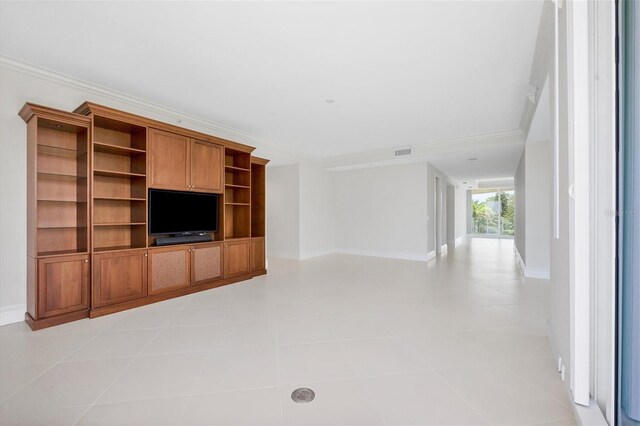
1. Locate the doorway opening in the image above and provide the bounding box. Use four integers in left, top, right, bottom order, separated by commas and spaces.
435, 176, 443, 253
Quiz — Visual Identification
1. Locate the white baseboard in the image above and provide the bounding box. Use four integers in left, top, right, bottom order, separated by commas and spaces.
547, 322, 607, 425
268, 251, 302, 260
572, 400, 608, 425
455, 235, 466, 245
514, 246, 526, 274
525, 267, 551, 280
335, 248, 433, 262
514, 246, 550, 279
440, 244, 448, 254
426, 250, 436, 262
299, 248, 335, 260
0, 304, 25, 326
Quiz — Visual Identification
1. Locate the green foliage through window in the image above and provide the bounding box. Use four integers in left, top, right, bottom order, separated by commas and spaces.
472, 190, 515, 236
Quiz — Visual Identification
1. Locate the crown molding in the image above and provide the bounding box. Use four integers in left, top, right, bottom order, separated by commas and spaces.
0, 55, 312, 165
323, 129, 524, 171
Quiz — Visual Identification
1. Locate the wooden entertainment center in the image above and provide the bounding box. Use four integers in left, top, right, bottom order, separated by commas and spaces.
20, 102, 268, 330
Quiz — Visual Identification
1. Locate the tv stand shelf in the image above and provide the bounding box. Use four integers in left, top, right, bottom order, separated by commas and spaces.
21, 102, 269, 330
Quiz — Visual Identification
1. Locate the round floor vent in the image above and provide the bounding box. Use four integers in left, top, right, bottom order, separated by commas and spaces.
291, 387, 315, 403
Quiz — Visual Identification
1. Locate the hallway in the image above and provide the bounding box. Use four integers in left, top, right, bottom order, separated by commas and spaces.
0, 238, 574, 425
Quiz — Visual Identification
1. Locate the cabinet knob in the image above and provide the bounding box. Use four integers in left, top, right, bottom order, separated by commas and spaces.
84, 259, 88, 263
144, 254, 148, 257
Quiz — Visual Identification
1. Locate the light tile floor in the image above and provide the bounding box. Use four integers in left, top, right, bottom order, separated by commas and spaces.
0, 238, 576, 425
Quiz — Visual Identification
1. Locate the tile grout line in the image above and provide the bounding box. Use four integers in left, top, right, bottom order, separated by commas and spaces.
432, 369, 495, 425
71, 306, 185, 426
330, 315, 385, 425
0, 329, 104, 406
274, 313, 285, 426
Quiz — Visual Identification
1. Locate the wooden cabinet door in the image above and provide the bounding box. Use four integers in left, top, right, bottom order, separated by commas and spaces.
149, 128, 189, 190
191, 243, 223, 285
93, 250, 147, 308
190, 140, 223, 193
149, 246, 190, 294
37, 254, 90, 318
224, 240, 250, 278
250, 238, 266, 273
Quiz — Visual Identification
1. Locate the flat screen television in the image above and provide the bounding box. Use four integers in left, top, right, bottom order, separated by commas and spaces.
148, 189, 219, 236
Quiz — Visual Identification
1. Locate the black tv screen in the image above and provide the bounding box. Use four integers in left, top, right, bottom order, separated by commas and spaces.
148, 189, 219, 235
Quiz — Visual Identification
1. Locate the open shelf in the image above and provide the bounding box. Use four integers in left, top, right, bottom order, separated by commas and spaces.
94, 198, 145, 222
94, 148, 145, 175
37, 225, 83, 229
94, 196, 146, 201
93, 174, 146, 199
93, 224, 147, 251
90, 115, 148, 253
225, 164, 250, 187
225, 149, 251, 170
93, 116, 146, 151
225, 165, 250, 172
37, 199, 82, 203
37, 144, 83, 158
37, 227, 88, 256
94, 142, 145, 155
93, 245, 145, 253
32, 116, 90, 256
223, 148, 252, 240
94, 169, 146, 179
37, 200, 88, 227
37, 249, 89, 258
225, 186, 250, 204
94, 222, 146, 226
224, 204, 250, 239
251, 161, 266, 238
37, 172, 83, 181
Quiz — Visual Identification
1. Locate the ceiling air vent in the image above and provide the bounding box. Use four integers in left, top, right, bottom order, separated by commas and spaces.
394, 146, 413, 157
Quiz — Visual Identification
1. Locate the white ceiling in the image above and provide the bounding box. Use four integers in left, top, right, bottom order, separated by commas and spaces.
427, 140, 524, 183
1, 0, 542, 168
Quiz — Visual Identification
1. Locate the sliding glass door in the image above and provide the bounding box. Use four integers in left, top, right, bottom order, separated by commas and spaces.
619, 0, 640, 424
471, 188, 514, 237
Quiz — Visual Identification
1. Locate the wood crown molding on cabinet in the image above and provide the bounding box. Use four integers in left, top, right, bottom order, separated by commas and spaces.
74, 102, 255, 153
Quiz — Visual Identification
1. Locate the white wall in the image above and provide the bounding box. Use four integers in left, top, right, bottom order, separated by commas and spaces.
446, 184, 455, 244
333, 162, 432, 261
466, 190, 473, 235
524, 139, 551, 275
299, 161, 335, 259
266, 164, 300, 260
265, 160, 335, 261
454, 186, 468, 240
514, 151, 527, 262
548, 2, 572, 392
426, 164, 451, 254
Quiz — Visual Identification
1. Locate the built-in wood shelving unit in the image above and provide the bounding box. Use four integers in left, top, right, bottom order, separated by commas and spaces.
91, 115, 147, 252
22, 101, 268, 330
29, 113, 91, 257
224, 148, 252, 240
